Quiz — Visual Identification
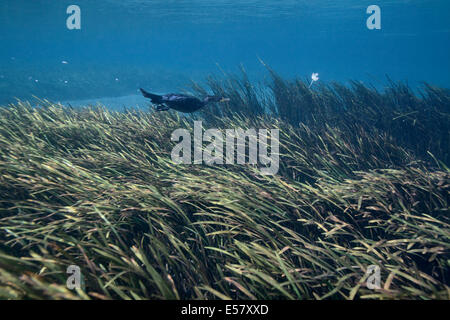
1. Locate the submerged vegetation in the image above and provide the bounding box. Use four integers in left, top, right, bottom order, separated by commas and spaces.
0, 69, 449, 300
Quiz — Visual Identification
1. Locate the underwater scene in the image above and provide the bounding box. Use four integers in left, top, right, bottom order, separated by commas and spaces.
0, 0, 449, 301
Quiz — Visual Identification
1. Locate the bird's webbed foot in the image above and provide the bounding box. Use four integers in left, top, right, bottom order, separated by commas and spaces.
155, 104, 170, 112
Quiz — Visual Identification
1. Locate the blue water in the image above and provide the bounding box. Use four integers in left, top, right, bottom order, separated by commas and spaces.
0, 0, 449, 105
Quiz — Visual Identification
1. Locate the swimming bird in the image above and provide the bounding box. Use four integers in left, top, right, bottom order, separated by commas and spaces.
140, 88, 230, 113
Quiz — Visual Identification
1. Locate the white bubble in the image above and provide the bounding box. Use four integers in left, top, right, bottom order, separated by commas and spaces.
62, 60, 68, 64
309, 72, 320, 88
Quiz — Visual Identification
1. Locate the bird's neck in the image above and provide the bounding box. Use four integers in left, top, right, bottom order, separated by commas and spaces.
203, 96, 212, 104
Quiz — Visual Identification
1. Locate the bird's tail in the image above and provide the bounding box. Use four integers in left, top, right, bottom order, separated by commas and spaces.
140, 88, 163, 103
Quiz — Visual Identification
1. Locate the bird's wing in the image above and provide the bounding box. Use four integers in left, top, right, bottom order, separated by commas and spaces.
163, 94, 191, 102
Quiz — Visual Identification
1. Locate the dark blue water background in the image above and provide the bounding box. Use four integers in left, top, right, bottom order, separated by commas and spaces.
0, 0, 449, 106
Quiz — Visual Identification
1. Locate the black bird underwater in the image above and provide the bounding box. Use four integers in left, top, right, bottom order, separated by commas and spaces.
140, 88, 230, 113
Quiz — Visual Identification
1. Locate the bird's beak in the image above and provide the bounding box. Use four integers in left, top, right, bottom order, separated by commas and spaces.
219, 97, 230, 103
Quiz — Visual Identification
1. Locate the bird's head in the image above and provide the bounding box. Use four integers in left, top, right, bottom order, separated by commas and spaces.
203, 96, 230, 104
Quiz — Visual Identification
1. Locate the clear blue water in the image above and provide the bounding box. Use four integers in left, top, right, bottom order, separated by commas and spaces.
0, 0, 449, 106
